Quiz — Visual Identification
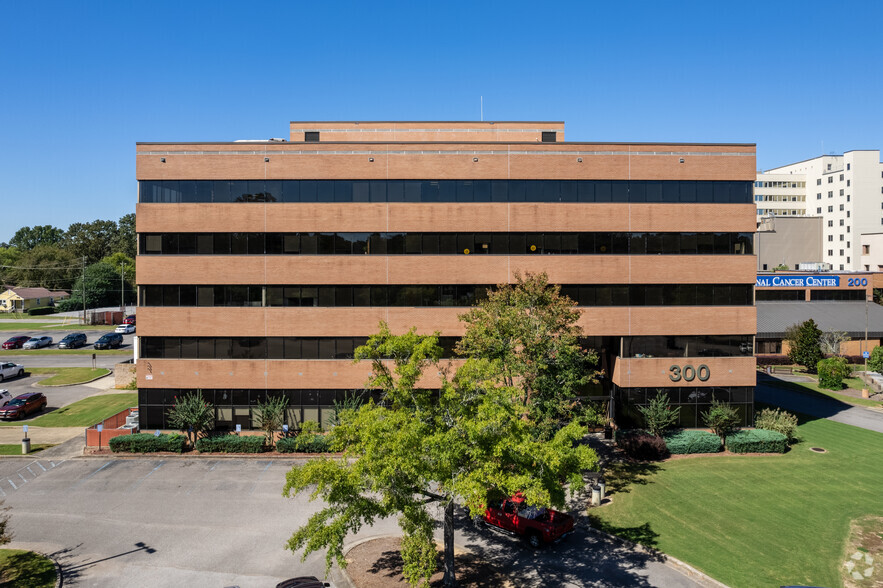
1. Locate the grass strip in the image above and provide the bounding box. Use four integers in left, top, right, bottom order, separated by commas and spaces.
0, 393, 137, 427
0, 549, 57, 587
591, 417, 883, 588
31, 367, 110, 386
0, 443, 53, 455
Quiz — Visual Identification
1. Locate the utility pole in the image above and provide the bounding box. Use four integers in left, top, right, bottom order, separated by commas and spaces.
120, 262, 125, 313
82, 256, 86, 326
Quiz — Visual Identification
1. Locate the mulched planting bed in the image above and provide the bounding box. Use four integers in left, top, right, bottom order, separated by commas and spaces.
345, 536, 514, 588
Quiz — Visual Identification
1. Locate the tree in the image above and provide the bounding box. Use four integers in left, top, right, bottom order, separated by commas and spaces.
701, 399, 740, 445
100, 252, 136, 305
61, 261, 127, 310
166, 391, 215, 444
9, 225, 65, 251
65, 219, 118, 264
283, 324, 597, 588
112, 213, 136, 259
0, 246, 23, 287
0, 500, 11, 546
456, 272, 600, 440
786, 319, 823, 372
773, 263, 789, 271
868, 346, 883, 373
819, 330, 850, 356
11, 245, 78, 291
638, 390, 680, 437
817, 357, 850, 390
254, 395, 288, 448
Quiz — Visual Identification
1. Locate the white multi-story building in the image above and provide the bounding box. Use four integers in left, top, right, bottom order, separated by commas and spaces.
756, 150, 883, 271
754, 173, 806, 223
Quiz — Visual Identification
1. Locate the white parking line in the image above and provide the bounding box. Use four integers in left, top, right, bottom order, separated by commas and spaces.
36, 462, 46, 472
18, 473, 27, 484
247, 461, 273, 495
26, 466, 35, 477
8, 479, 16, 490
129, 461, 165, 491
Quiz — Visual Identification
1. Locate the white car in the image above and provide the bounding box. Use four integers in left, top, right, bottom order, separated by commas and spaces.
0, 362, 25, 382
115, 324, 135, 334
23, 336, 53, 350
0, 390, 12, 406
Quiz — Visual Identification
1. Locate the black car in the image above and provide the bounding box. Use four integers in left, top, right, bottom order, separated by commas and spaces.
58, 333, 88, 349
94, 333, 123, 350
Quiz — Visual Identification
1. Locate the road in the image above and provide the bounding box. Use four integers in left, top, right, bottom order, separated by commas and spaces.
756, 374, 883, 433
0, 457, 710, 588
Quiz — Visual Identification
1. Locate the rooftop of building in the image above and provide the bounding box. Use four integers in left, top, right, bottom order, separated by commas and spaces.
757, 301, 883, 338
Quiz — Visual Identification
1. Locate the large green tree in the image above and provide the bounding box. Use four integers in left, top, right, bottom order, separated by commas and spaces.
283, 324, 597, 588
112, 213, 136, 259
786, 319, 824, 372
456, 272, 600, 439
59, 261, 128, 310
65, 219, 118, 264
9, 225, 65, 251
11, 245, 78, 291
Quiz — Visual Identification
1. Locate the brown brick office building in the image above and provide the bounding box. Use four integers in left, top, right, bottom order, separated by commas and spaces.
135, 121, 757, 430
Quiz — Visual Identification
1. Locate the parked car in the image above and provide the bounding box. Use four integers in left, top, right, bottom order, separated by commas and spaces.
123, 314, 136, 325
94, 333, 123, 350
0, 390, 13, 406
0, 392, 46, 420
0, 362, 25, 382
276, 578, 335, 588
481, 493, 575, 548
58, 333, 88, 349
115, 323, 135, 334
2, 335, 31, 350
23, 336, 53, 350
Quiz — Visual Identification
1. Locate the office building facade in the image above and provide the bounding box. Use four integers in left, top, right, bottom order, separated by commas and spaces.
135, 121, 758, 429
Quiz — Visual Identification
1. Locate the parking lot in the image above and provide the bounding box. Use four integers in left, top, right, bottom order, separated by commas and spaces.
0, 457, 706, 588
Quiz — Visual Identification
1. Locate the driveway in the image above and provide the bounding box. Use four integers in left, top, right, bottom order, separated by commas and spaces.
0, 458, 711, 588
756, 374, 883, 433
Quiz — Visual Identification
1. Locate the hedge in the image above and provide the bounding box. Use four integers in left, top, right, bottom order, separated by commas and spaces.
109, 433, 187, 453
276, 434, 330, 454
615, 430, 669, 460
27, 306, 56, 316
663, 430, 721, 454
725, 429, 788, 454
195, 435, 266, 453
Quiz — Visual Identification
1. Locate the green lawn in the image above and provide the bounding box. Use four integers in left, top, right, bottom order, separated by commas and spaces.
590, 417, 883, 588
0, 549, 57, 587
31, 367, 110, 386
0, 393, 137, 427
0, 444, 53, 455
0, 322, 59, 331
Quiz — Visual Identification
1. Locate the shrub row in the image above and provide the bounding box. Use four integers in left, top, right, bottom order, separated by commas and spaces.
663, 430, 721, 454
109, 433, 187, 453
725, 429, 788, 454
195, 435, 266, 453
27, 306, 56, 316
276, 434, 331, 453
755, 355, 794, 366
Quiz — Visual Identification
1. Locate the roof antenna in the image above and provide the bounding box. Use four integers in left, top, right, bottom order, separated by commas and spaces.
480, 96, 483, 121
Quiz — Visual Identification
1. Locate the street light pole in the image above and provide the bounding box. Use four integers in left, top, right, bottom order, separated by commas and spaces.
120, 262, 125, 313
82, 256, 86, 326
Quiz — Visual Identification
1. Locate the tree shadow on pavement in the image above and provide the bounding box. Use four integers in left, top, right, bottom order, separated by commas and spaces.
363, 539, 512, 587
456, 509, 671, 588
47, 541, 157, 585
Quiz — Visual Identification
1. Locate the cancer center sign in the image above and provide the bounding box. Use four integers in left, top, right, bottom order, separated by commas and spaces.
756, 275, 840, 288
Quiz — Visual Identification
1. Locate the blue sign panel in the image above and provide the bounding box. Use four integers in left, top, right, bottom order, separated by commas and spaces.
863, 351, 870, 359
755, 275, 840, 288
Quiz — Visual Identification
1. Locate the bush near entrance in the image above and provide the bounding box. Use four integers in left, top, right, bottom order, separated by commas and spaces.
195, 434, 265, 453
725, 429, 787, 453
867, 345, 883, 373
109, 433, 186, 453
277, 434, 329, 453
816, 356, 851, 390
663, 430, 721, 454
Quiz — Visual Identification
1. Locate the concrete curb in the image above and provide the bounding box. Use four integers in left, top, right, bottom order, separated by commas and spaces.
586, 527, 729, 588
30, 549, 63, 587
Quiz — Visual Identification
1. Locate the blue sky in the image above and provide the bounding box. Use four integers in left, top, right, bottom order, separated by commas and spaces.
1, 0, 881, 242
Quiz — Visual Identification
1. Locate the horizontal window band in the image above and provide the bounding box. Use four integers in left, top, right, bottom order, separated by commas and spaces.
140, 231, 754, 256
139, 284, 754, 308
139, 179, 754, 204
141, 335, 754, 361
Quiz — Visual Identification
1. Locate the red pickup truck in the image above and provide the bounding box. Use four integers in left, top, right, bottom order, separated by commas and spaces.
482, 493, 575, 548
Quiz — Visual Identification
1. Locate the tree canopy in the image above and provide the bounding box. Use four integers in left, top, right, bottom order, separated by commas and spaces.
786, 319, 823, 372
284, 274, 600, 587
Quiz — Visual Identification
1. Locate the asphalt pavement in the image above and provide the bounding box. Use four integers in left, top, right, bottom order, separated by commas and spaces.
0, 457, 711, 588
756, 374, 883, 433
